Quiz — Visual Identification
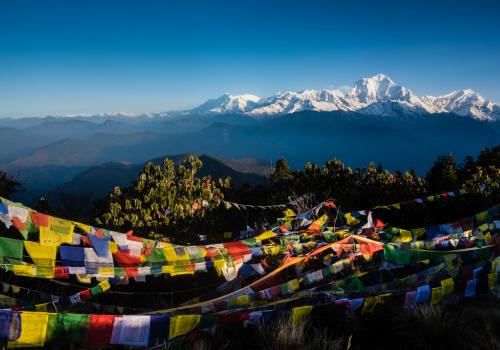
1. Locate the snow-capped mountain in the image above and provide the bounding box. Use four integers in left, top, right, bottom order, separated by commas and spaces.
185, 74, 500, 121
188, 93, 261, 115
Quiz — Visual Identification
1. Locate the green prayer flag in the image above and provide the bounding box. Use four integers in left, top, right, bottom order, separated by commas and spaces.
0, 236, 24, 261
90, 285, 102, 296
384, 244, 411, 265
346, 276, 365, 291
147, 248, 167, 264
52, 313, 90, 344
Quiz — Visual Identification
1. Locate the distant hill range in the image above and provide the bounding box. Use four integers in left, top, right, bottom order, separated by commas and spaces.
1, 74, 499, 207
11, 155, 268, 207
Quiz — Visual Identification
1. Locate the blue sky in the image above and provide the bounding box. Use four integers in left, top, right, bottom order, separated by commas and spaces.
1, 0, 499, 117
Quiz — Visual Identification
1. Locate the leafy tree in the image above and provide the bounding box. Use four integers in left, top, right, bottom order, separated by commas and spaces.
0, 170, 19, 197
476, 145, 500, 168
271, 159, 294, 183
461, 165, 500, 201
96, 155, 230, 241
426, 154, 459, 192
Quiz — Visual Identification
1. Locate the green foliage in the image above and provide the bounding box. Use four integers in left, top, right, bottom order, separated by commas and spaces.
426, 154, 459, 192
266, 158, 427, 211
458, 146, 500, 202
96, 155, 230, 241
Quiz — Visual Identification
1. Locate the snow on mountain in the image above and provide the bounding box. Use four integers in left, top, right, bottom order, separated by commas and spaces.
188, 93, 262, 114
187, 74, 500, 121
421, 89, 500, 121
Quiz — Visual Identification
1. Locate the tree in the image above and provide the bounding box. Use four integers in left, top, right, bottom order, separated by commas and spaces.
96, 155, 230, 241
271, 159, 294, 183
476, 145, 500, 168
426, 154, 459, 192
461, 165, 500, 202
0, 170, 19, 197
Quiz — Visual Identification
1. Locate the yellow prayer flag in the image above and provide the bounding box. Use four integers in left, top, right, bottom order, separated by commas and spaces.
309, 214, 328, 230
39, 217, 74, 246
97, 267, 115, 278
168, 315, 201, 340
232, 294, 250, 307
99, 279, 111, 292
109, 241, 118, 254
270, 246, 280, 255
288, 278, 300, 292
344, 213, 360, 226
8, 312, 49, 348
478, 223, 488, 232
414, 241, 425, 249
24, 241, 56, 267
76, 274, 91, 284
255, 231, 277, 241
13, 265, 35, 277
161, 265, 173, 275
213, 258, 226, 276
291, 305, 313, 326
362, 296, 378, 314
73, 221, 91, 233
431, 287, 443, 305
393, 229, 412, 243
170, 269, 195, 277
163, 244, 190, 263
487, 273, 497, 290
441, 278, 454, 296
335, 228, 350, 238
393, 203, 401, 210
283, 208, 296, 218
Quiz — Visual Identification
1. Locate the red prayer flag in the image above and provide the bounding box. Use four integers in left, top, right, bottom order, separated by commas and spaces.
83, 314, 116, 348
113, 250, 142, 267
30, 212, 50, 227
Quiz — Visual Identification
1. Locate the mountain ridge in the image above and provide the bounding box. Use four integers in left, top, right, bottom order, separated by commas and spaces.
184, 74, 500, 120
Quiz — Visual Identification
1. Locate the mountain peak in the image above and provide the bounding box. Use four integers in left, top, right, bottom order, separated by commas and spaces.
352, 74, 411, 104
366, 73, 394, 83
190, 93, 261, 114
184, 74, 498, 121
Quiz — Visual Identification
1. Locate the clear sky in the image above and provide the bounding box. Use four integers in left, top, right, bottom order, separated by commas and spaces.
1, 0, 499, 118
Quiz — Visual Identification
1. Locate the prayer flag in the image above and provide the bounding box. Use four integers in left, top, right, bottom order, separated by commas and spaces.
168, 315, 201, 340
110, 315, 150, 347
0, 237, 23, 261
431, 287, 443, 305
291, 305, 313, 325
8, 312, 49, 348
441, 278, 454, 296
